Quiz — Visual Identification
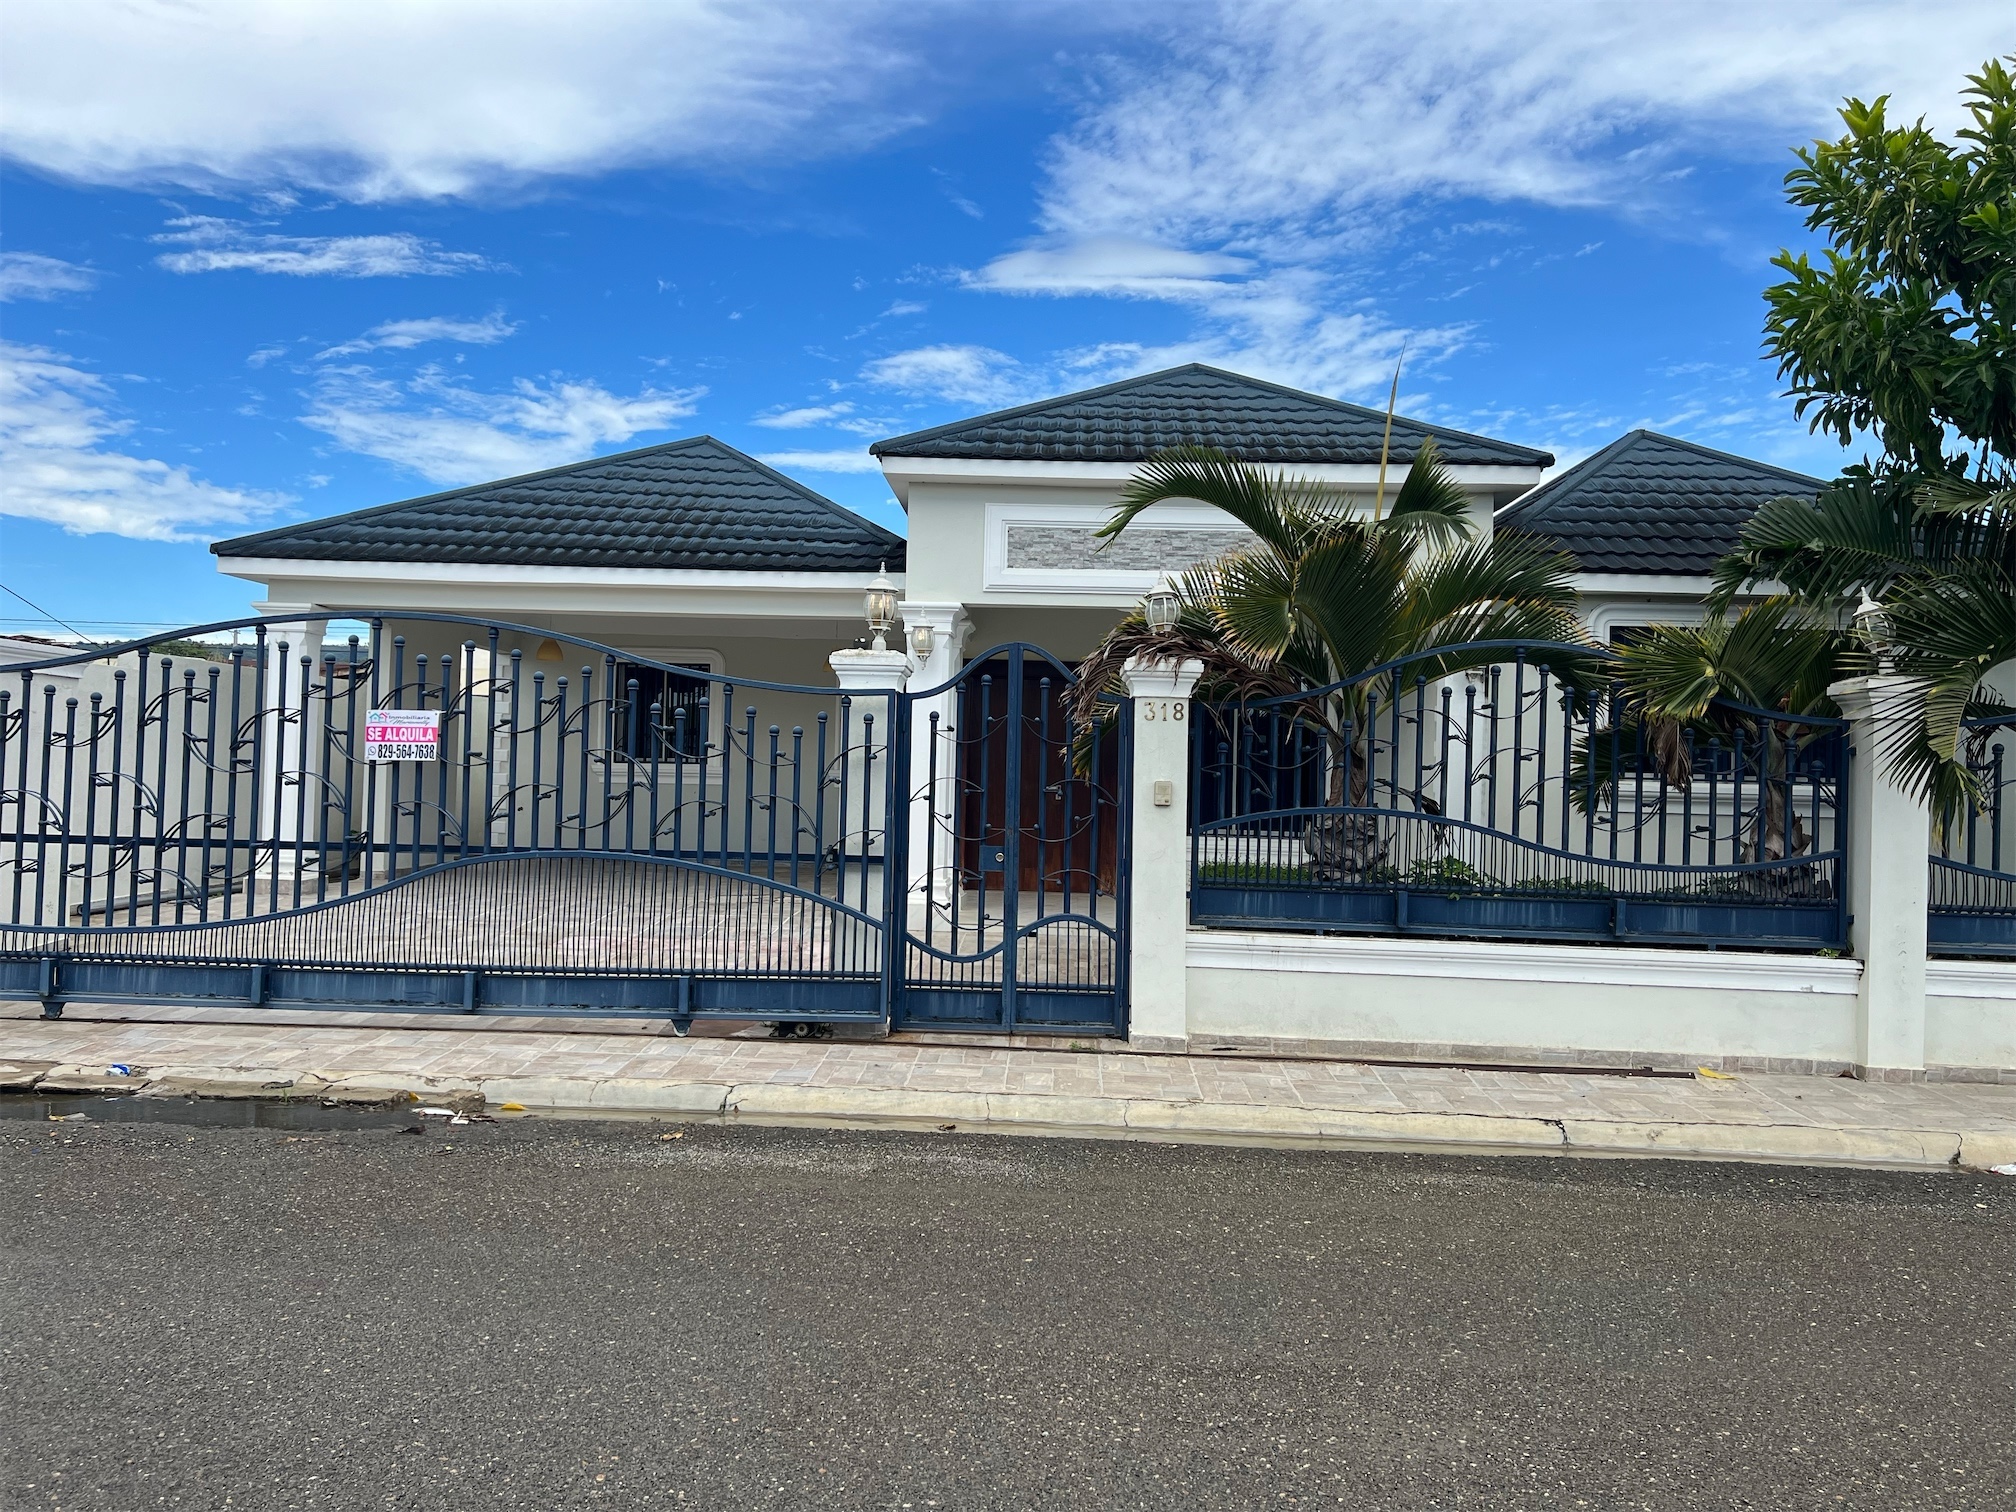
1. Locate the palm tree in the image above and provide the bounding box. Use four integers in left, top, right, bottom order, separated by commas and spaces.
1709, 467, 2015, 820
1874, 475, 2016, 816
1066, 440, 1593, 876
1574, 600, 1852, 865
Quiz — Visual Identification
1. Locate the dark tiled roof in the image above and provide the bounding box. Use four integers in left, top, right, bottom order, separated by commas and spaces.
212, 437, 904, 571
1496, 431, 1825, 576
870, 363, 1553, 467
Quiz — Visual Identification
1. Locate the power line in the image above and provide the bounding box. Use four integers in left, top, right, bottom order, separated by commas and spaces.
0, 583, 90, 641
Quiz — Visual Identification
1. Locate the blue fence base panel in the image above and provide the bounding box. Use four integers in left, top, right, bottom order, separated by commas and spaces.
896, 987, 1121, 1031
1193, 884, 1844, 952
0, 956, 885, 1022
1928, 915, 2016, 958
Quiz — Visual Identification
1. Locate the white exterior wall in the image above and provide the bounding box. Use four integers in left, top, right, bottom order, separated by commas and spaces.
903, 474, 1502, 612
1926, 963, 2016, 1075
1183, 932, 2014, 1078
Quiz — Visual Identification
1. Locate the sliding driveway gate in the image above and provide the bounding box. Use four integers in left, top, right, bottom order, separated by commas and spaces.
0, 616, 1130, 1033
0, 614, 904, 1024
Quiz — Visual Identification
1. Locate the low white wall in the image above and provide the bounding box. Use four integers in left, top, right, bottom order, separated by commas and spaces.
1926, 961, 2016, 1077
1186, 931, 1865, 1074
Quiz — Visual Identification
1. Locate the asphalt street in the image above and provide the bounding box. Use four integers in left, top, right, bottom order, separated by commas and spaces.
2, 1113, 2010, 1511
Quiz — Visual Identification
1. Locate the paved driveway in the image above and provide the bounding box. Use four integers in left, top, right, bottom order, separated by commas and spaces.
3, 1117, 2009, 1510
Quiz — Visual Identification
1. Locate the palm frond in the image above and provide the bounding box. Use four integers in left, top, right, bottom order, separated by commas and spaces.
1379, 438, 1474, 548
1101, 446, 1303, 557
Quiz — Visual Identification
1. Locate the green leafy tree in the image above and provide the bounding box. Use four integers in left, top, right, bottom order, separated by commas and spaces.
1721, 56, 2016, 814
1762, 56, 2014, 474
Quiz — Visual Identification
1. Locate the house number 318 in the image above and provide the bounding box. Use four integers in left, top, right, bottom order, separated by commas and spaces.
1139, 700, 1186, 721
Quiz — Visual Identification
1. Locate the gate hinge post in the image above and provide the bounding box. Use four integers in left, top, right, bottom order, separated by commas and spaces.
1119, 656, 1203, 1051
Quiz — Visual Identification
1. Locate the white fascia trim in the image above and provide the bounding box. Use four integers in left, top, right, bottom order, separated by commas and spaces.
1573, 573, 1716, 597
1185, 929, 1864, 995
879, 455, 1545, 504
218, 557, 904, 593
1926, 959, 2016, 1001
1573, 574, 1790, 599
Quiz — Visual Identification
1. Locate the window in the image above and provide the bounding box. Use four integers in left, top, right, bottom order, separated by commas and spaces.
614, 661, 713, 758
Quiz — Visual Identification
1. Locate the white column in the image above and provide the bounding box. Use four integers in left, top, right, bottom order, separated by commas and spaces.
1121, 655, 1203, 1050
1829, 675, 1931, 1079
897, 602, 972, 919
829, 649, 910, 864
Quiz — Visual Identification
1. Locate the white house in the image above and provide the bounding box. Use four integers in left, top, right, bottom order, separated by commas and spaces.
3, 362, 1995, 1081
216, 364, 1813, 676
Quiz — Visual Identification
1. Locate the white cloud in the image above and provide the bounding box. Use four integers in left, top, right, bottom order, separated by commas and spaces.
882, 300, 927, 317
301, 366, 704, 484
316, 313, 517, 359
1041, 1, 2012, 250
0, 341, 285, 541
753, 402, 855, 429
757, 448, 880, 474
860, 345, 1029, 408
1, 0, 947, 201
0, 252, 97, 301
154, 217, 487, 277
945, 2, 2006, 414
967, 238, 1249, 300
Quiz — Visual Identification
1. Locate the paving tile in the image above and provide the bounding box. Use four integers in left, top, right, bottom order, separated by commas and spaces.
4, 1017, 2014, 1144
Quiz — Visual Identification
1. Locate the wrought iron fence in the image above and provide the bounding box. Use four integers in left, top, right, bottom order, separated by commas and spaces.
1190, 641, 1849, 950
1929, 711, 2015, 957
0, 612, 899, 1018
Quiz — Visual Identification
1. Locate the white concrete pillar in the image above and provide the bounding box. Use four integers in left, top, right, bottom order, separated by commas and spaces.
829, 649, 909, 865
897, 602, 972, 917
1121, 655, 1203, 1050
1829, 675, 1932, 1079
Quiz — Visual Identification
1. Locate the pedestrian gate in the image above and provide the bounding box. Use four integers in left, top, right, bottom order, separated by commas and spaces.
895, 644, 1130, 1034
0, 615, 1128, 1035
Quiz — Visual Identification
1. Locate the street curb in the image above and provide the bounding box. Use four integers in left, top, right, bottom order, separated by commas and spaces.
1559, 1118, 1964, 1167
10, 1059, 2013, 1170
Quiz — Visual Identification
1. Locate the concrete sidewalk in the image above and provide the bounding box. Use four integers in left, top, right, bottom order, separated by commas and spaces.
5, 1006, 2015, 1170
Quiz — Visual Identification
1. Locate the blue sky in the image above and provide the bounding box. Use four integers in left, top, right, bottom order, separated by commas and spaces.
1, 0, 2006, 637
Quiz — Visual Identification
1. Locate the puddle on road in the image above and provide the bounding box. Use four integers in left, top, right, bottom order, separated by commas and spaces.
0, 1091, 422, 1132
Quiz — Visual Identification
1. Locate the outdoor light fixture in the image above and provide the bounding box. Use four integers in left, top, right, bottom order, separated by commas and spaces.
864, 562, 898, 651
1854, 587, 1893, 673
910, 622, 935, 662
1142, 576, 1181, 633
534, 637, 564, 662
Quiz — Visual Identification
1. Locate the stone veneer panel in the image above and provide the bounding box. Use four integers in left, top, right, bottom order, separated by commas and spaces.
1003, 524, 1256, 571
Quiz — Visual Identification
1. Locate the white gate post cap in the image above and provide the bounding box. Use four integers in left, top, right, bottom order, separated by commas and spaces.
1825, 674, 1919, 722
1119, 655, 1204, 699
829, 648, 911, 690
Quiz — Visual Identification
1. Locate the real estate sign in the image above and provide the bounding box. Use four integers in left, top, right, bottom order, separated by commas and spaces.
364, 709, 441, 762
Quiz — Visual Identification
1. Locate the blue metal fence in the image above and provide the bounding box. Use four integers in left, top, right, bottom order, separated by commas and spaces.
0, 612, 900, 1020
1189, 642, 1850, 951
1929, 712, 2015, 957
